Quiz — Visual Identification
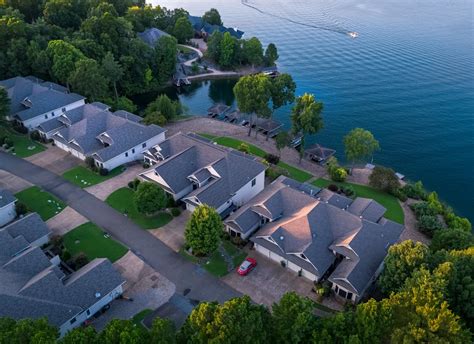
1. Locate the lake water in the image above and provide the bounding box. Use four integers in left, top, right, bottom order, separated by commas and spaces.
149, 0, 474, 221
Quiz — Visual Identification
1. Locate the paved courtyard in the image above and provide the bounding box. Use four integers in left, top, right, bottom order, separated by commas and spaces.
25, 146, 81, 174
150, 210, 191, 252
45, 206, 88, 236
92, 251, 176, 330
85, 164, 145, 200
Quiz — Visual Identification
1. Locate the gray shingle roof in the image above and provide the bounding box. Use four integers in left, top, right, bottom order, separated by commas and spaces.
1, 213, 51, 245
0, 189, 16, 208
347, 198, 387, 222
138, 28, 171, 47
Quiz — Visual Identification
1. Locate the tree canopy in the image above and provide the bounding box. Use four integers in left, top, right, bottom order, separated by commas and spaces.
343, 127, 380, 165
173, 16, 193, 43
290, 93, 324, 161
184, 204, 222, 255
134, 182, 168, 215
368, 165, 400, 193
202, 8, 222, 26
0, 86, 10, 119
265, 43, 278, 66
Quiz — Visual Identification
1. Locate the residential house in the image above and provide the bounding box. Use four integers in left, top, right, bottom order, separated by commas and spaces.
0, 76, 85, 130
0, 212, 51, 248
140, 132, 266, 215
188, 15, 244, 39
0, 215, 125, 336
0, 189, 16, 227
51, 106, 166, 170
138, 28, 171, 47
225, 176, 403, 303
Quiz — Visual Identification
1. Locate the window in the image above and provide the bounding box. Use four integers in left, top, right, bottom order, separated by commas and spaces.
142, 143, 147, 148
251, 178, 256, 187
125, 152, 128, 157
335, 285, 339, 293
338, 289, 347, 298
70, 317, 77, 325
300, 253, 307, 260
44, 114, 48, 119
52, 111, 55, 116
62, 108, 66, 112
132, 148, 135, 154
86, 310, 90, 316
347, 292, 353, 300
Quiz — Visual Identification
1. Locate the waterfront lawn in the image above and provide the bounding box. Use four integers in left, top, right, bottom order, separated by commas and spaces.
198, 133, 313, 182
106, 187, 173, 230
0, 126, 45, 158
63, 222, 128, 263
62, 165, 125, 188
312, 178, 404, 224
15, 186, 65, 221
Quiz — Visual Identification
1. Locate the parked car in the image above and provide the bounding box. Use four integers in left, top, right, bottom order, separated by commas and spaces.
237, 258, 257, 276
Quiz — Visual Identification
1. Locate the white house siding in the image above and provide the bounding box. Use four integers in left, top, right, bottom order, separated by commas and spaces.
59, 284, 124, 337
21, 100, 85, 130
30, 234, 50, 248
229, 171, 265, 207
100, 132, 166, 171
331, 283, 357, 303
0, 202, 16, 227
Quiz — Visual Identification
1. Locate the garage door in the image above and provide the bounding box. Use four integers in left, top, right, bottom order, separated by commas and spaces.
287, 261, 301, 273
186, 203, 196, 213
255, 244, 270, 257
269, 251, 284, 264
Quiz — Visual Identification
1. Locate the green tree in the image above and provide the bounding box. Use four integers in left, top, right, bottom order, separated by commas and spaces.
173, 16, 193, 44
144, 94, 181, 121
206, 31, 223, 62
430, 227, 474, 252
5, 0, 43, 22
43, 0, 82, 29
354, 298, 393, 344
60, 326, 99, 344
0, 317, 58, 344
379, 240, 429, 294
0, 86, 10, 119
343, 128, 380, 167
134, 182, 168, 215
275, 131, 291, 157
69, 58, 108, 101
47, 40, 85, 89
125, 5, 164, 32
184, 204, 222, 255
268, 73, 296, 140
368, 165, 400, 193
202, 8, 222, 26
154, 35, 177, 84
265, 43, 279, 66
233, 74, 272, 136
243, 37, 263, 67
101, 52, 123, 102
219, 32, 237, 68
290, 93, 324, 162
100, 319, 149, 344
180, 296, 272, 344
150, 318, 176, 344
113, 96, 137, 113
327, 157, 347, 182
272, 292, 315, 343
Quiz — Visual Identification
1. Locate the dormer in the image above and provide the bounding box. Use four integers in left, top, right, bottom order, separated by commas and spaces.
21, 97, 32, 108
97, 132, 113, 147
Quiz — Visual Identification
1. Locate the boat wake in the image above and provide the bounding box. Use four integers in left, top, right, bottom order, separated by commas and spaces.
241, 0, 357, 38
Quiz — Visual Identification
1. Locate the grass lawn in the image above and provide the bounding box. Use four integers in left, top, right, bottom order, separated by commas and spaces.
62, 165, 125, 188
312, 178, 404, 224
132, 309, 153, 330
106, 187, 173, 229
63, 222, 128, 263
15, 186, 65, 221
203, 240, 247, 277
198, 133, 313, 182
0, 126, 45, 158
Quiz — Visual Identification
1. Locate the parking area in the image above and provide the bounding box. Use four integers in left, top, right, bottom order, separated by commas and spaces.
25, 146, 81, 174
150, 210, 190, 252
223, 249, 318, 307
92, 251, 176, 330
0, 169, 31, 193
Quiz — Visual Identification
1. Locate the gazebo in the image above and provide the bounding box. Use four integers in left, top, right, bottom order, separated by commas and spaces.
304, 144, 336, 163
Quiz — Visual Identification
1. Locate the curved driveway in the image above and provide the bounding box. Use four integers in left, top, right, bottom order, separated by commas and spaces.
0, 152, 240, 303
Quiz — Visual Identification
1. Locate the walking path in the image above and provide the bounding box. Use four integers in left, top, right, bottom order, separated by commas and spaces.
0, 152, 240, 304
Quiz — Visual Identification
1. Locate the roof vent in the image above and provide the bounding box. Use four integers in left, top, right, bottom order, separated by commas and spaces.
279, 236, 284, 240
359, 216, 363, 219
95, 292, 101, 299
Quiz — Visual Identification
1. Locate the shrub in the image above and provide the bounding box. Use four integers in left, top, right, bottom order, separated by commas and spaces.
134, 182, 168, 214
15, 202, 28, 216
30, 130, 41, 141
417, 215, 443, 235
171, 207, 181, 217
74, 253, 89, 269
184, 205, 223, 255
238, 143, 250, 154
431, 227, 474, 252
128, 181, 135, 189
0, 136, 5, 145
266, 166, 289, 181
444, 212, 471, 232
331, 167, 347, 182
402, 181, 427, 200
133, 178, 141, 190
369, 166, 400, 193
328, 184, 339, 192
4, 137, 13, 148
50, 235, 63, 251
99, 168, 109, 176
142, 162, 150, 169
264, 153, 280, 165
85, 156, 95, 170
410, 201, 438, 218
342, 185, 355, 197
231, 236, 245, 247
392, 188, 408, 202
61, 249, 71, 262
12, 123, 28, 134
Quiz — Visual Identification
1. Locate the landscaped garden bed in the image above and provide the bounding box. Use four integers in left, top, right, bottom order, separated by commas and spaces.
63, 222, 128, 263
106, 187, 173, 229
15, 186, 65, 221
62, 165, 125, 188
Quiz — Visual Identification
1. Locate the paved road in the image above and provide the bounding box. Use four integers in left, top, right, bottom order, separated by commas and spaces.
0, 152, 240, 303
